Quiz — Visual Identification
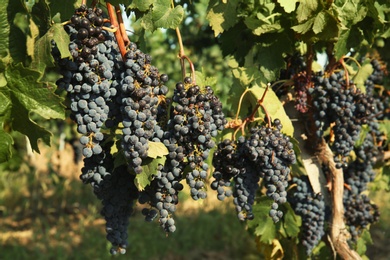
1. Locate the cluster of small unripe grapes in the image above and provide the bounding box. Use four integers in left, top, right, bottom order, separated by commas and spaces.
52, 4, 226, 254
211, 119, 296, 222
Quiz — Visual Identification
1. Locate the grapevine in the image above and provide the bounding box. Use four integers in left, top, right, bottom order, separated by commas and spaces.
1, 1, 390, 259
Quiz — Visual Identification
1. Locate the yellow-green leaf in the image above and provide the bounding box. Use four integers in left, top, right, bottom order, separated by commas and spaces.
147, 141, 169, 159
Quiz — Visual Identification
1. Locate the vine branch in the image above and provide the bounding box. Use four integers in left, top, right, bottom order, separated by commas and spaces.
115, 5, 130, 47
172, 0, 196, 84
106, 2, 127, 60
316, 139, 362, 260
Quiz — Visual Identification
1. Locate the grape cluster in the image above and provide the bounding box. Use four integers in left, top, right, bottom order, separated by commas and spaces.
137, 78, 227, 231
139, 162, 183, 232
168, 77, 226, 200
310, 70, 378, 168
289, 176, 325, 256
342, 133, 381, 241
211, 119, 296, 222
365, 59, 390, 120
343, 191, 380, 242
116, 42, 169, 174
54, 2, 228, 253
52, 5, 121, 159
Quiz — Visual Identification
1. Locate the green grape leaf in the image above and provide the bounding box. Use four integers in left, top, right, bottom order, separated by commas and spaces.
230, 66, 260, 86
51, 23, 71, 59
30, 23, 56, 72
206, 0, 239, 36
373, 166, 390, 191
250, 83, 294, 137
313, 11, 328, 35
135, 156, 166, 191
30, 0, 51, 36
0, 90, 11, 116
113, 150, 127, 169
129, 0, 153, 12
139, 11, 155, 31
5, 64, 64, 120
244, 16, 281, 36
257, 35, 291, 83
334, 29, 350, 60
147, 141, 169, 159
335, 0, 367, 26
6, 0, 28, 64
13, 12, 30, 35
356, 229, 372, 256
353, 62, 374, 93
9, 94, 52, 153
2, 64, 65, 153
195, 70, 217, 88
0, 0, 10, 63
49, 0, 83, 22
152, 0, 184, 29
248, 196, 275, 244
282, 203, 301, 238
296, 0, 319, 23
277, 0, 298, 13
291, 18, 315, 34
0, 129, 13, 163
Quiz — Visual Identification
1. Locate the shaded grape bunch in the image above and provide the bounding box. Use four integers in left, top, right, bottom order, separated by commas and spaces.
289, 176, 325, 256
212, 136, 258, 220
100, 165, 139, 255
211, 138, 244, 201
168, 77, 226, 200
343, 190, 380, 242
79, 139, 139, 255
212, 119, 296, 222
344, 133, 379, 196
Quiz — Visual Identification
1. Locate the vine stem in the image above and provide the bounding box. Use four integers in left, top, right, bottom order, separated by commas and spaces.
172, 0, 196, 84
106, 2, 127, 60
234, 88, 251, 122
115, 5, 130, 47
317, 139, 362, 260
270, 79, 291, 93
306, 43, 314, 80
339, 57, 351, 88
257, 83, 272, 127
343, 56, 362, 68
230, 84, 272, 140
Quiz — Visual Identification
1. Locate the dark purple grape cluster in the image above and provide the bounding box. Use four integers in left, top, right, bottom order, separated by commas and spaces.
168, 77, 226, 200
365, 59, 390, 120
288, 176, 325, 256
51, 4, 170, 254
274, 54, 309, 113
139, 162, 183, 233
342, 133, 381, 242
310, 70, 379, 168
116, 42, 169, 174
52, 5, 121, 159
343, 191, 380, 242
211, 119, 296, 222
53, 3, 228, 253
